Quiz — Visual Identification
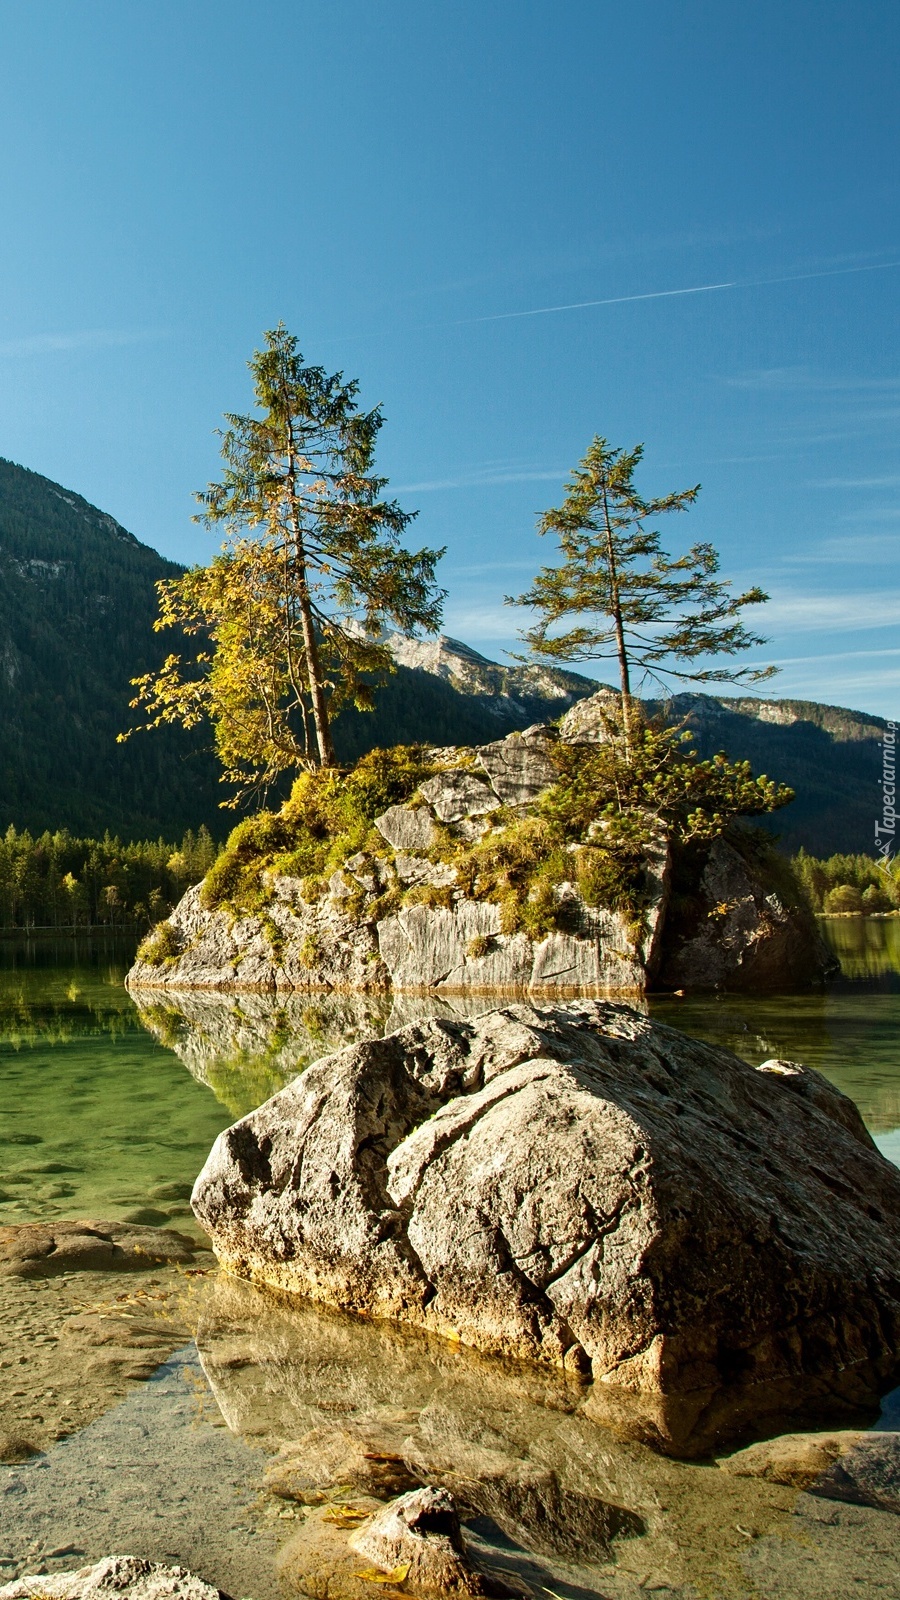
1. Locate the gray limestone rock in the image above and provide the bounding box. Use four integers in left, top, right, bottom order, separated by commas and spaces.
348, 1486, 496, 1595
374, 805, 436, 853
127, 880, 390, 994
557, 690, 623, 744
474, 729, 558, 809
656, 836, 835, 991
127, 723, 826, 998
191, 999, 900, 1456
418, 771, 500, 823
0, 1556, 231, 1600
755, 1059, 876, 1147
394, 855, 457, 888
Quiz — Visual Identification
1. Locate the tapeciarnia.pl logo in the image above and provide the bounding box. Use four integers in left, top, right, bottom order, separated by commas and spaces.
876, 719, 896, 862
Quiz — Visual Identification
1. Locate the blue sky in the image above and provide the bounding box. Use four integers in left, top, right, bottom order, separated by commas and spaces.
0, 0, 898, 715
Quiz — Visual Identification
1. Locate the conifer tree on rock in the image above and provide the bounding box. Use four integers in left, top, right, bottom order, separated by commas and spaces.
125, 325, 445, 798
510, 437, 775, 749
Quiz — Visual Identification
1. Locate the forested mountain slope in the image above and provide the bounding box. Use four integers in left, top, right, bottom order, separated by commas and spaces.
0, 457, 224, 837
644, 693, 886, 857
0, 456, 886, 855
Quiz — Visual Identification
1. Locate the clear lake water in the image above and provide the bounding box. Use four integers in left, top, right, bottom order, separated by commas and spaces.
0, 920, 897, 1598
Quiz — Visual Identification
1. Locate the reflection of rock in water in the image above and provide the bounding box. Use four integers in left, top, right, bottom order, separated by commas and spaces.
191, 1274, 838, 1598
136, 990, 494, 1116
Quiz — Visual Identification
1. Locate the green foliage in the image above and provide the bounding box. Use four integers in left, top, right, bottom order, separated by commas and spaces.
511, 435, 775, 710
137, 919, 183, 965
193, 727, 794, 946
127, 325, 445, 790
823, 884, 864, 914
0, 824, 218, 931
793, 847, 899, 914
425, 724, 792, 939
545, 724, 794, 844
200, 745, 436, 914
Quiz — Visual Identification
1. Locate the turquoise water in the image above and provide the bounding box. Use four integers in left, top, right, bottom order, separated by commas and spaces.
0, 944, 229, 1229
0, 920, 898, 1232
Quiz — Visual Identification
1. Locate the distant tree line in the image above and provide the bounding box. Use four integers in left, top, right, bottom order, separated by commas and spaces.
0, 826, 218, 931
792, 849, 900, 915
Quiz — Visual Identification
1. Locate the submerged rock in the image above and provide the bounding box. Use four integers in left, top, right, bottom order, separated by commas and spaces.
191, 999, 900, 1455
719, 1429, 900, 1514
265, 1426, 422, 1503
0, 1555, 231, 1600
0, 1220, 205, 1277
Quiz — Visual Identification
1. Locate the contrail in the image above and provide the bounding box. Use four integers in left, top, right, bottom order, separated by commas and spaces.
459, 258, 900, 326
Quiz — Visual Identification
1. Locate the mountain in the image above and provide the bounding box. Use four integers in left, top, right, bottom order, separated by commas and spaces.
0, 456, 885, 856
0, 457, 224, 838
645, 692, 886, 857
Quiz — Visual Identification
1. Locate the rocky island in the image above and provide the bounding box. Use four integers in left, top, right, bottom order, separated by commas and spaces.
127, 693, 831, 999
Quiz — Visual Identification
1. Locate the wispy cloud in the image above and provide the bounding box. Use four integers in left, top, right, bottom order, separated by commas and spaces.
840, 507, 900, 523
395, 464, 567, 494
781, 533, 900, 564
442, 601, 530, 640
812, 474, 900, 489
725, 366, 900, 394
761, 590, 900, 632
0, 329, 163, 358
766, 645, 900, 665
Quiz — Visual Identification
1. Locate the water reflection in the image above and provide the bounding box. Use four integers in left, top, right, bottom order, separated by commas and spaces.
0, 960, 230, 1226
648, 990, 900, 1138
134, 990, 503, 1117
131, 979, 900, 1161
819, 914, 900, 984
191, 1272, 900, 1600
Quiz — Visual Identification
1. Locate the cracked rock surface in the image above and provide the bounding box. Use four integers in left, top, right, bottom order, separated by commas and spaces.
0, 1555, 231, 1600
191, 998, 900, 1455
126, 724, 666, 996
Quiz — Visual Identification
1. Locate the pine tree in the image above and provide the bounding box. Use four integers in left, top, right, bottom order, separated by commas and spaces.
511, 436, 775, 746
125, 326, 445, 797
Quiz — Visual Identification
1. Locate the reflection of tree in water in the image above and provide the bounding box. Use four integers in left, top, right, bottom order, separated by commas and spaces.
135, 991, 491, 1118
0, 963, 137, 1049
820, 915, 900, 982
138, 979, 900, 1136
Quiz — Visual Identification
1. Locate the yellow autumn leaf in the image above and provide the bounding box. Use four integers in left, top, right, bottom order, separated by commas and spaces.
351, 1564, 411, 1585
321, 1505, 371, 1526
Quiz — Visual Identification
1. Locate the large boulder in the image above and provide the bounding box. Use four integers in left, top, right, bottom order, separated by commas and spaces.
191, 1000, 900, 1455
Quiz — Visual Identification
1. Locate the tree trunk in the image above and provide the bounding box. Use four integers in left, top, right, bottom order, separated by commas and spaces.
601, 482, 634, 755
282, 401, 336, 768
297, 582, 336, 767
